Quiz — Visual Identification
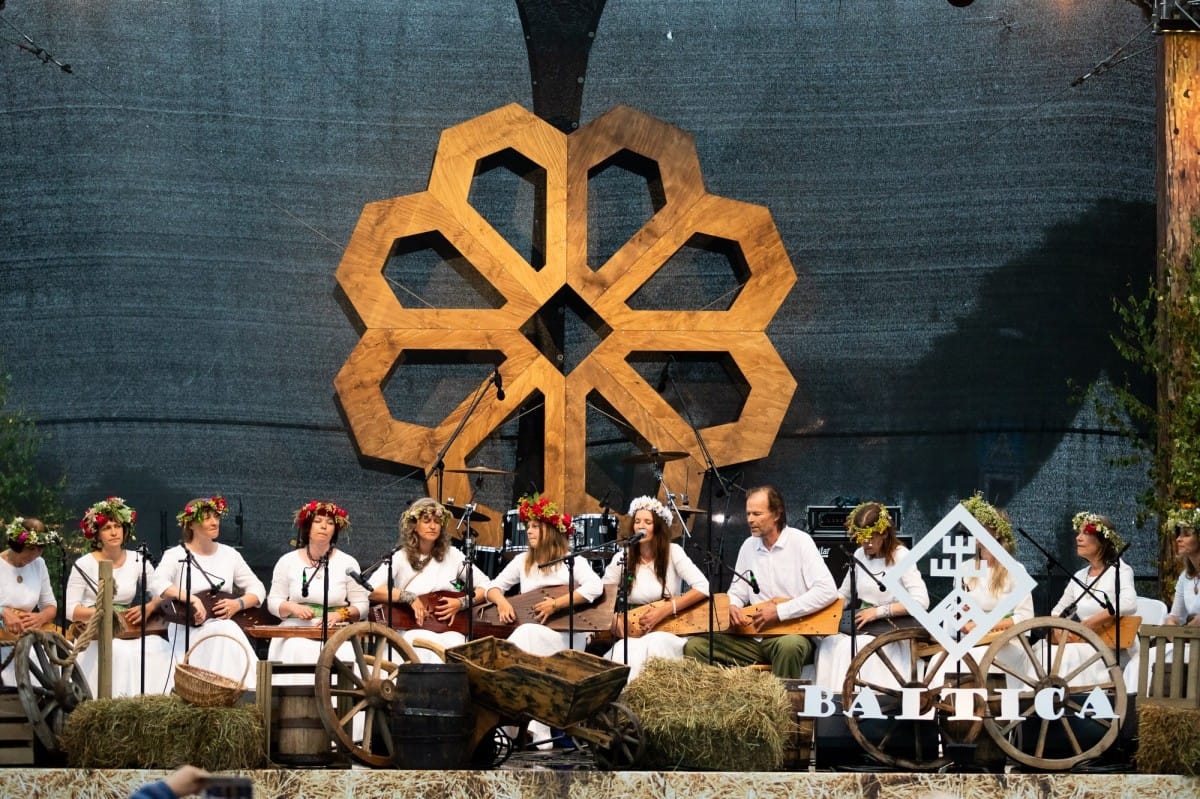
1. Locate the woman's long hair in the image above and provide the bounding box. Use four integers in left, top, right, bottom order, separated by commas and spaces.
525, 519, 569, 575
623, 511, 673, 592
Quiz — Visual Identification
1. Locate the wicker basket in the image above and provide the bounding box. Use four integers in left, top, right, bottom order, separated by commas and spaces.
174, 632, 250, 707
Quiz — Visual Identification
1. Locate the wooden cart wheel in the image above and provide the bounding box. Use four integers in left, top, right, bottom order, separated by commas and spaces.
14, 630, 92, 751
842, 627, 983, 771
572, 701, 644, 770
470, 725, 514, 768
975, 617, 1126, 771
314, 621, 420, 768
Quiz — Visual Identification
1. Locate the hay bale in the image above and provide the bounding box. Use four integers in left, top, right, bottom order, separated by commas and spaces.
1136, 703, 1200, 775
622, 658, 792, 771
60, 695, 266, 771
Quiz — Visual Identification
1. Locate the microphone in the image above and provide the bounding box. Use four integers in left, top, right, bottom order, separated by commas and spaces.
618, 531, 646, 547
493, 369, 505, 401
456, 503, 476, 531
346, 568, 373, 592
747, 570, 760, 593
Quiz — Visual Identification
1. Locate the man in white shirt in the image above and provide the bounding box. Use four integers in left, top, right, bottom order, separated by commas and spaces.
683, 485, 838, 677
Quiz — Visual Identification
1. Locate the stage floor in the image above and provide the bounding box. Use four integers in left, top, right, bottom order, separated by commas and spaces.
6, 767, 1197, 799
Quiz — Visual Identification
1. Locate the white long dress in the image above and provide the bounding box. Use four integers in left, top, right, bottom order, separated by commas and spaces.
0, 556, 55, 687
152, 543, 266, 691
928, 562, 1036, 691
264, 548, 371, 676
600, 543, 710, 681
1024, 560, 1137, 691
368, 547, 490, 664
813, 545, 930, 696
65, 551, 176, 696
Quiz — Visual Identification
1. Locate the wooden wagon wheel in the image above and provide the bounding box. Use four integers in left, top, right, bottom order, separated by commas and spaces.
571, 701, 645, 770
975, 617, 1126, 771
842, 627, 984, 771
470, 725, 514, 768
314, 621, 420, 768
14, 630, 92, 751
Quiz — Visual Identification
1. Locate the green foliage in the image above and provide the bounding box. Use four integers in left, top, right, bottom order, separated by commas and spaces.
0, 369, 75, 607
1105, 220, 1200, 595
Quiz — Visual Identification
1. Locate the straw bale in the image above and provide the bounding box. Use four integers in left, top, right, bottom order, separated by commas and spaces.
621, 657, 792, 771
60, 695, 266, 770
1135, 703, 1200, 775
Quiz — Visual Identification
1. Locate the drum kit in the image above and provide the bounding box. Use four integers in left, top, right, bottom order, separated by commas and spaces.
444, 448, 707, 578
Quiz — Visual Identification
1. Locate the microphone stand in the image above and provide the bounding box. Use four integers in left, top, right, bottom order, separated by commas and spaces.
137, 543, 154, 695
320, 553, 330, 648
425, 373, 503, 503
841, 543, 888, 659
541, 534, 622, 647
1016, 528, 1127, 660
181, 547, 194, 654
615, 545, 631, 665
458, 511, 478, 640
698, 544, 759, 663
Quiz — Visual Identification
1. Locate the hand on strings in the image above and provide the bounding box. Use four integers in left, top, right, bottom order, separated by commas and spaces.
410, 598, 428, 626
2, 607, 27, 634
749, 601, 779, 632
188, 595, 208, 624
729, 604, 751, 628
284, 602, 315, 620
122, 605, 147, 627
853, 607, 876, 630
610, 614, 626, 639
636, 603, 669, 635
432, 596, 462, 622
494, 598, 516, 624
532, 595, 559, 625
212, 596, 241, 620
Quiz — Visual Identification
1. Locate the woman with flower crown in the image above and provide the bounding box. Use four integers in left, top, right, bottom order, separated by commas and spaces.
598, 495, 709, 681
264, 501, 370, 672
813, 500, 929, 694
927, 494, 1035, 692
1025, 511, 1136, 689
151, 496, 265, 690
484, 492, 603, 746
1164, 504, 1200, 627
0, 516, 59, 685
367, 497, 489, 663
66, 497, 175, 696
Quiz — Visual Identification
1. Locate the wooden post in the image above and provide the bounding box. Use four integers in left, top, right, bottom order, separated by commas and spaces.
1156, 34, 1200, 593
97, 560, 113, 699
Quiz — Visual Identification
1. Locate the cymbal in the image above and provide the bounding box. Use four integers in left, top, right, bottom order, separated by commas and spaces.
444, 504, 491, 522
445, 466, 515, 476
672, 505, 708, 516
621, 449, 688, 464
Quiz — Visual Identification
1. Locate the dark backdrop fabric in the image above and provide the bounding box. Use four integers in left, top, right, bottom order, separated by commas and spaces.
1, 1, 1158, 593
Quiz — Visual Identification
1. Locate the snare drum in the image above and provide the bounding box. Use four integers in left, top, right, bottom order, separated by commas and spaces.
503, 509, 528, 555
572, 513, 619, 559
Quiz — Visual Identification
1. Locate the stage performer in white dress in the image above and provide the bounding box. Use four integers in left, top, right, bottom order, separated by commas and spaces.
368, 497, 488, 663
485, 493, 603, 745
929, 493, 1035, 691
153, 495, 264, 691
0, 517, 59, 687
1027, 511, 1136, 690
265, 500, 369, 670
601, 495, 709, 681
66, 497, 174, 696
814, 501, 929, 694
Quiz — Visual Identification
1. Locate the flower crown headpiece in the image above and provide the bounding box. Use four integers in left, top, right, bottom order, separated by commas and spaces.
1164, 502, 1200, 533
960, 492, 1013, 547
518, 493, 575, 537
294, 500, 350, 531
79, 496, 137, 540
627, 496, 671, 526
176, 495, 229, 528
845, 502, 892, 545
400, 500, 452, 529
1073, 511, 1126, 552
5, 517, 61, 548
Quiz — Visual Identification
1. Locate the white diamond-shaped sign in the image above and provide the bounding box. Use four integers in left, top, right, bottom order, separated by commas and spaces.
882, 503, 1036, 662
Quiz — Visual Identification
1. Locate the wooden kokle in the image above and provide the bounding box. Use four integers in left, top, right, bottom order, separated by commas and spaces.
335, 104, 797, 545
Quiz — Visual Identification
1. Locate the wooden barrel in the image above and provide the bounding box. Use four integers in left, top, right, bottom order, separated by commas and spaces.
780, 678, 813, 771
273, 685, 335, 766
390, 663, 471, 769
